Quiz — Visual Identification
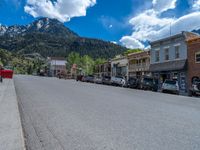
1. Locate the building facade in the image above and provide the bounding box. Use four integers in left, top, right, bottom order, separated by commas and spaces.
111, 55, 128, 78
150, 32, 199, 93
128, 51, 151, 78
47, 57, 67, 77
95, 61, 111, 77
187, 37, 200, 88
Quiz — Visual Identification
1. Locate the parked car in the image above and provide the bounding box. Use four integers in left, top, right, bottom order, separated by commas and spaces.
161, 79, 179, 95
83, 75, 95, 83
127, 77, 139, 89
189, 77, 200, 97
57, 71, 67, 79
76, 75, 84, 81
111, 76, 126, 87
82, 76, 86, 82
139, 76, 158, 91
102, 76, 111, 85
94, 76, 102, 84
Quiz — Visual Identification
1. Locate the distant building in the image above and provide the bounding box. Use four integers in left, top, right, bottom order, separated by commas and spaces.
186, 37, 200, 88
95, 61, 111, 77
111, 55, 128, 78
70, 64, 78, 79
149, 31, 200, 93
128, 51, 151, 78
47, 57, 67, 77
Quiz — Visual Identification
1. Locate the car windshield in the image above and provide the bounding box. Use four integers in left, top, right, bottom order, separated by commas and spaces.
104, 76, 111, 79
165, 80, 176, 85
144, 78, 153, 83
129, 78, 136, 81
116, 76, 123, 79
193, 78, 200, 83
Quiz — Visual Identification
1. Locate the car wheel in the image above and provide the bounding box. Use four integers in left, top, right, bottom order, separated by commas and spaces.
188, 90, 193, 97
193, 92, 197, 97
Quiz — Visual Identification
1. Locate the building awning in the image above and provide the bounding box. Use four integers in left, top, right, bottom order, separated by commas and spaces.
150, 59, 187, 72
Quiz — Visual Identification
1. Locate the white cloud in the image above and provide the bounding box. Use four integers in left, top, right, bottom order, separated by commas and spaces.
145, 12, 200, 41
129, 9, 174, 41
111, 41, 117, 44
152, 0, 177, 13
120, 0, 200, 49
24, 0, 96, 22
120, 36, 145, 49
109, 24, 113, 28
193, 0, 200, 10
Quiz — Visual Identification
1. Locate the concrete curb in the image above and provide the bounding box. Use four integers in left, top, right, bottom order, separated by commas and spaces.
0, 79, 26, 150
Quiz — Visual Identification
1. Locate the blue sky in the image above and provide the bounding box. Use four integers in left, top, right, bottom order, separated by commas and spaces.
0, 0, 200, 49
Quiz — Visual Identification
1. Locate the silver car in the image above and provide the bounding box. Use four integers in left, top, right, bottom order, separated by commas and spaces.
162, 80, 179, 95
94, 76, 102, 84
111, 76, 126, 87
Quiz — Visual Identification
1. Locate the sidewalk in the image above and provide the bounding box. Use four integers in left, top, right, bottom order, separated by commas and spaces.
0, 79, 25, 150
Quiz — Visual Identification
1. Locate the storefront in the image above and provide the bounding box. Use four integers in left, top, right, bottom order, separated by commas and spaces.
111, 56, 128, 78
150, 59, 188, 93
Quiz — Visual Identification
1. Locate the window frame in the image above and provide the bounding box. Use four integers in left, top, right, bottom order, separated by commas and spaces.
175, 46, 180, 59
164, 48, 169, 61
195, 51, 200, 63
155, 50, 160, 62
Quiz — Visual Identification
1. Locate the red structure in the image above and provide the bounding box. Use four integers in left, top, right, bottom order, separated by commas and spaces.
0, 69, 14, 79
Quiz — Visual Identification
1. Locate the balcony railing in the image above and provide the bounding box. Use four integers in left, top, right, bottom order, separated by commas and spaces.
129, 63, 150, 72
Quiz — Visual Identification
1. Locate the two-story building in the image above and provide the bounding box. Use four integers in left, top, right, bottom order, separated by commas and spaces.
47, 57, 67, 77
128, 51, 151, 78
111, 55, 128, 78
95, 61, 111, 77
149, 31, 199, 93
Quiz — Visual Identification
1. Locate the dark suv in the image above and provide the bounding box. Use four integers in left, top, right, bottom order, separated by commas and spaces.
127, 77, 139, 89
189, 78, 200, 97
102, 76, 111, 85
139, 76, 158, 91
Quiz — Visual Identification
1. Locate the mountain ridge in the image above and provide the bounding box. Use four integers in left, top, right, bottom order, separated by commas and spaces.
0, 18, 127, 59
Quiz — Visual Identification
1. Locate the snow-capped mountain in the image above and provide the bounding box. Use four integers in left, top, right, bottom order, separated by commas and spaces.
0, 18, 78, 38
0, 25, 8, 36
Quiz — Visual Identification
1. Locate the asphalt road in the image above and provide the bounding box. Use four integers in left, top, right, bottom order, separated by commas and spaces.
14, 75, 200, 150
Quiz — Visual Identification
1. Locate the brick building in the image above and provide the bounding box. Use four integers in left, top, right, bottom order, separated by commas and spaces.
187, 37, 200, 88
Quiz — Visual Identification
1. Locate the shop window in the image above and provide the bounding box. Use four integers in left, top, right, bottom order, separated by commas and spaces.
165, 48, 169, 61
196, 52, 200, 63
175, 46, 180, 59
155, 50, 160, 62
172, 72, 178, 80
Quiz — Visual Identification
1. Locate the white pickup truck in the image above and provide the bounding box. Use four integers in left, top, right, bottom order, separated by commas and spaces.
111, 76, 126, 87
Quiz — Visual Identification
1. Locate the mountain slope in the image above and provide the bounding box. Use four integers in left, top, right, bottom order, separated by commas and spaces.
193, 29, 200, 36
0, 18, 127, 59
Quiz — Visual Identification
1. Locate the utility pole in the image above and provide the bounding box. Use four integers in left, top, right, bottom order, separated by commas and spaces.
170, 16, 175, 37
170, 22, 172, 36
